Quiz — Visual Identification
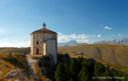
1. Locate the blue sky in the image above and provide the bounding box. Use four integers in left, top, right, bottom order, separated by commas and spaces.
0, 0, 128, 47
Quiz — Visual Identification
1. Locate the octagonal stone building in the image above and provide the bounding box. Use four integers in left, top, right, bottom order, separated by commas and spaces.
30, 23, 57, 64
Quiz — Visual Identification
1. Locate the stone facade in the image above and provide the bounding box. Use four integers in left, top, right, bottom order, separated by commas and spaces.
30, 23, 57, 64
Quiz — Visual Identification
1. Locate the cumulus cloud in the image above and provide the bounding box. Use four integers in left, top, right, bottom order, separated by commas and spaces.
104, 26, 112, 30
97, 34, 102, 38
58, 33, 91, 43
0, 33, 103, 47
112, 34, 122, 37
58, 33, 101, 43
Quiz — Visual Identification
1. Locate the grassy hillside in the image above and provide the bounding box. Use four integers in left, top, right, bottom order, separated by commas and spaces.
0, 54, 30, 80
0, 58, 14, 80
0, 45, 127, 80
0, 44, 128, 74
58, 44, 128, 73
0, 47, 30, 55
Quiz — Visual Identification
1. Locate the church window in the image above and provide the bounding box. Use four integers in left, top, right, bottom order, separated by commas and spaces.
36, 41, 39, 44
36, 48, 39, 55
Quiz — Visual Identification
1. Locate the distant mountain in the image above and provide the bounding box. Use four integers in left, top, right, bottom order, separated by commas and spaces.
114, 38, 128, 44
58, 40, 78, 47
94, 38, 128, 45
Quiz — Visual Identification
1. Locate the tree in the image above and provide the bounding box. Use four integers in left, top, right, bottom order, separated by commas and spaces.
86, 59, 95, 81
69, 59, 79, 81
94, 63, 106, 76
55, 63, 67, 81
69, 78, 73, 81
79, 65, 88, 81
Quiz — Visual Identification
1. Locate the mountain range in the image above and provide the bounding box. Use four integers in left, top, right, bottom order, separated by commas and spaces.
58, 40, 78, 47
94, 38, 128, 45
58, 38, 128, 47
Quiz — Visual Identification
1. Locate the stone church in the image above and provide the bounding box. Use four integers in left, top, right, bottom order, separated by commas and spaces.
30, 23, 57, 64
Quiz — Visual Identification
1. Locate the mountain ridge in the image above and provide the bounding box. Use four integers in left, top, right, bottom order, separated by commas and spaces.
94, 38, 128, 45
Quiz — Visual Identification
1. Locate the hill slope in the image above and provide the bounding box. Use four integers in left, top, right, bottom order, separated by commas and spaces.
58, 44, 128, 73
0, 44, 128, 74
0, 47, 30, 55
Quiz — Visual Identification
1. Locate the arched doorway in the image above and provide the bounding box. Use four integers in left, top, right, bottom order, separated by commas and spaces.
36, 48, 39, 55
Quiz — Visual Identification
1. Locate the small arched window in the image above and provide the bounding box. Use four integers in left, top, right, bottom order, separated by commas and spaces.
36, 41, 39, 44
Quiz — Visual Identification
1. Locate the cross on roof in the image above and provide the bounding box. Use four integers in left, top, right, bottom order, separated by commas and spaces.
43, 23, 46, 29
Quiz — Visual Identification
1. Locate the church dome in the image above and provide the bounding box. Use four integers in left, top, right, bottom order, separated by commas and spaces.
31, 23, 57, 35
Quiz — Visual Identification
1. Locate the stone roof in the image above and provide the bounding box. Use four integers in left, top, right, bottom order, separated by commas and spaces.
31, 27, 57, 34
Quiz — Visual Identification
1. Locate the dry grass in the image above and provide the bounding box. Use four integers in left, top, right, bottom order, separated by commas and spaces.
0, 54, 14, 79
0, 54, 29, 80
58, 44, 128, 73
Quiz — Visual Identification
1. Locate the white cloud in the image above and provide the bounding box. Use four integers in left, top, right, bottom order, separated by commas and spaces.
58, 33, 91, 43
97, 34, 102, 38
117, 34, 122, 37
104, 26, 112, 30
0, 33, 103, 47
0, 39, 30, 47
58, 33, 101, 43
112, 34, 122, 37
